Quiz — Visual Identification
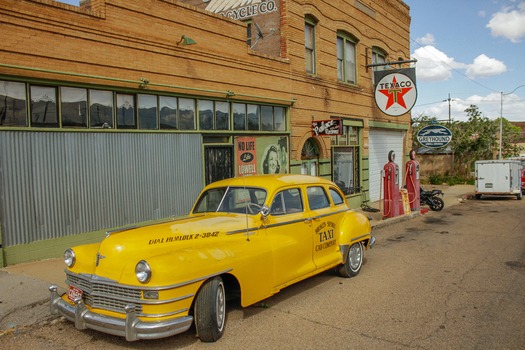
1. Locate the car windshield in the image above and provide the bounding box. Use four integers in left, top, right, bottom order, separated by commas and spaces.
193, 186, 267, 214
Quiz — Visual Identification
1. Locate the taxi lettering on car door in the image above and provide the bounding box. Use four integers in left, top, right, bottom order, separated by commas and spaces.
306, 186, 346, 269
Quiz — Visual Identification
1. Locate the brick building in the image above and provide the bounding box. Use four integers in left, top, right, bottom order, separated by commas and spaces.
0, 0, 412, 265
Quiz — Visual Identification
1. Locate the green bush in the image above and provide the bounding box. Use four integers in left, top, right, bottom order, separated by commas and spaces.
427, 173, 474, 186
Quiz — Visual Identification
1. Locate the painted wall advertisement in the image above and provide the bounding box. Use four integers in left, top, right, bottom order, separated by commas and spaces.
235, 136, 288, 176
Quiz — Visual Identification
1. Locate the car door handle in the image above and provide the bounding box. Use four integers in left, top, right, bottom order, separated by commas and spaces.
305, 217, 320, 224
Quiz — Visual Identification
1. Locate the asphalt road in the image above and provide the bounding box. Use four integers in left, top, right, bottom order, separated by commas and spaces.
2, 196, 524, 349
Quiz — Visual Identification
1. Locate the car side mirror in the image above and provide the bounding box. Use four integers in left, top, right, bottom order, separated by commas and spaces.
260, 205, 270, 219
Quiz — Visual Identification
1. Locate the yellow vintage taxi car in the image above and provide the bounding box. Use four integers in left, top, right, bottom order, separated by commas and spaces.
50, 174, 374, 342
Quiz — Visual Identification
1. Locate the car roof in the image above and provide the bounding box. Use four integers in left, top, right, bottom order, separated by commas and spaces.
204, 174, 335, 192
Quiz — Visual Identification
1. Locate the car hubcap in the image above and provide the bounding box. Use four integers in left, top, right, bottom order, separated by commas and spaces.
216, 282, 225, 331
349, 244, 362, 270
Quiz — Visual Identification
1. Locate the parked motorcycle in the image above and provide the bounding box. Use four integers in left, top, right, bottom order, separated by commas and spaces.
420, 187, 444, 211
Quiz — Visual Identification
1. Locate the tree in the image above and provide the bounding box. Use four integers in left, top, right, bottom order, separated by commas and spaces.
411, 104, 524, 178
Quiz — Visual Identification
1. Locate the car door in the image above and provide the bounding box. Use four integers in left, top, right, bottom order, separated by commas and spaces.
306, 185, 347, 269
264, 187, 317, 288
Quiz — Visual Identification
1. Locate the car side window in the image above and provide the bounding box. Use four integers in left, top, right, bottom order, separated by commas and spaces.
270, 188, 303, 215
307, 186, 330, 210
329, 187, 344, 205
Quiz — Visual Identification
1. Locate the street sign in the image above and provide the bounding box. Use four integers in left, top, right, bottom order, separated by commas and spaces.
417, 125, 452, 148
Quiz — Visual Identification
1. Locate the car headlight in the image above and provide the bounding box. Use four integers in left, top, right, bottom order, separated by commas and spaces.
64, 249, 76, 268
135, 260, 152, 284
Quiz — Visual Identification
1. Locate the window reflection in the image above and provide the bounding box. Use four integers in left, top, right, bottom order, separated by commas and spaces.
30, 86, 58, 127
116, 94, 135, 129
90, 89, 113, 128
138, 94, 158, 130
233, 103, 246, 130
199, 99, 214, 130
61, 87, 87, 128
179, 98, 196, 130
247, 104, 259, 131
215, 101, 229, 130
1, 80, 287, 132
0, 81, 27, 126
159, 96, 178, 129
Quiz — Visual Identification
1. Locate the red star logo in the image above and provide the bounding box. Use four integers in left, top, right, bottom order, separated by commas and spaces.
378, 76, 413, 110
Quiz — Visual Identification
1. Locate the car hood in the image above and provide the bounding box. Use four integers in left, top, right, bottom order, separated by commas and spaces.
91, 213, 261, 282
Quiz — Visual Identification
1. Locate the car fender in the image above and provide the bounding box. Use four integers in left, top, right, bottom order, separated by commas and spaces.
337, 211, 372, 261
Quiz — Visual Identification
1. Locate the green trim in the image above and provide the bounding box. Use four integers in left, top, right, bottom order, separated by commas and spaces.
342, 119, 364, 127
368, 121, 408, 130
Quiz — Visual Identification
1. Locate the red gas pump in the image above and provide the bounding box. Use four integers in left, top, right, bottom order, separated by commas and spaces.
382, 150, 403, 218
405, 149, 420, 211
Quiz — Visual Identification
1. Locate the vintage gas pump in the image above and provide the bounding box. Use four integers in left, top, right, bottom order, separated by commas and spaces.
405, 149, 420, 211
382, 150, 403, 218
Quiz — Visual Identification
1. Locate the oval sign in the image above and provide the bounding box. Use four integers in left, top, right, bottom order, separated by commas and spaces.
417, 125, 452, 148
240, 152, 254, 163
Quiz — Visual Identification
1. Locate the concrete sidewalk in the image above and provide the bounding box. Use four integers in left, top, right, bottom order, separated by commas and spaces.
0, 184, 474, 335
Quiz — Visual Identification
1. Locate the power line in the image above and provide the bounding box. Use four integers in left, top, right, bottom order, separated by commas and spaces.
410, 38, 499, 94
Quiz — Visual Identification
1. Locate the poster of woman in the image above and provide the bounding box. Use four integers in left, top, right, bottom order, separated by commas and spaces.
260, 136, 288, 174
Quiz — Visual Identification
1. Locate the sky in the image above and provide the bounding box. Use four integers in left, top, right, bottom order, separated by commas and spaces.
404, 0, 525, 122
58, 0, 525, 122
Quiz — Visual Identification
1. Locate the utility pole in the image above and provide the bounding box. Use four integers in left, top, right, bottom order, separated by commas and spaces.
443, 94, 454, 175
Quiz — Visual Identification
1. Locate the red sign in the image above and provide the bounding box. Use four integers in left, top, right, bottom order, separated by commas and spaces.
67, 285, 83, 302
236, 137, 257, 176
312, 119, 342, 136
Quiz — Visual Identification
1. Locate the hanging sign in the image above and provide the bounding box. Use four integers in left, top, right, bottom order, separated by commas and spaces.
417, 125, 452, 148
312, 119, 342, 136
374, 69, 417, 116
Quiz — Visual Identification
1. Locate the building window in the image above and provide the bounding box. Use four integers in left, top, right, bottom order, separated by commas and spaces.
60, 87, 88, 128
30, 85, 58, 127
301, 137, 320, 176
179, 98, 196, 130
198, 99, 214, 130
233, 103, 246, 130
159, 96, 178, 129
332, 126, 360, 195
215, 101, 229, 130
305, 17, 317, 74
1, 80, 286, 133
138, 94, 158, 130
116, 93, 136, 129
372, 47, 387, 83
0, 80, 27, 126
336, 32, 357, 84
245, 20, 252, 47
199, 100, 230, 130
247, 104, 260, 131
89, 89, 113, 128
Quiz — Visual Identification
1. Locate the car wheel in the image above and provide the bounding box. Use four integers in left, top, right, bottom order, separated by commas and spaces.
429, 197, 444, 211
517, 192, 523, 200
194, 277, 226, 342
338, 242, 364, 278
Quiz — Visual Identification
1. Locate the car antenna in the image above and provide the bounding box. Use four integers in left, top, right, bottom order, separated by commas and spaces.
244, 177, 250, 241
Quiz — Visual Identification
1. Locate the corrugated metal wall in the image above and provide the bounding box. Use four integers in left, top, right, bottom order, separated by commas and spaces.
0, 131, 203, 247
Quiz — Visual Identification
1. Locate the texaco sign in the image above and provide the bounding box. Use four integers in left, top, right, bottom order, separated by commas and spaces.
374, 72, 417, 117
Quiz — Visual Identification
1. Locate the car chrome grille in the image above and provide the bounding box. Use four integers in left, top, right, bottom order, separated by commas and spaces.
67, 273, 143, 314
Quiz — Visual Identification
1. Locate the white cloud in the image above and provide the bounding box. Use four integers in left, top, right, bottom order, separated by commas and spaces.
465, 54, 507, 78
415, 33, 435, 45
487, 3, 525, 43
412, 45, 462, 81
412, 91, 525, 122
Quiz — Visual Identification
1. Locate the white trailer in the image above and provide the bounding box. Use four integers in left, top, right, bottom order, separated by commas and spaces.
475, 160, 523, 200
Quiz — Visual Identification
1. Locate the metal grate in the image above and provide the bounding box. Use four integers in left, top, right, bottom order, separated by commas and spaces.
67, 273, 143, 314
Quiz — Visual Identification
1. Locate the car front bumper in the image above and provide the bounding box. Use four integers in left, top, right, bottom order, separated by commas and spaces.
49, 285, 193, 341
